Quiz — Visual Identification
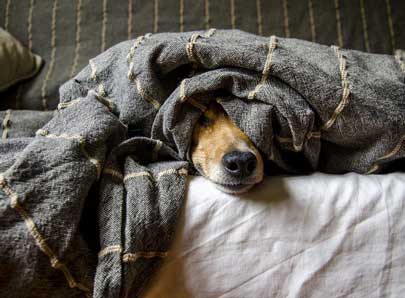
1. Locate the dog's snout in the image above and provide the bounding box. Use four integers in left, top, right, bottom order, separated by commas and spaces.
222, 151, 257, 178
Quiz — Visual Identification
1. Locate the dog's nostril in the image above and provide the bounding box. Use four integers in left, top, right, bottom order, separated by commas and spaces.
227, 162, 238, 172
246, 159, 257, 175
222, 151, 257, 178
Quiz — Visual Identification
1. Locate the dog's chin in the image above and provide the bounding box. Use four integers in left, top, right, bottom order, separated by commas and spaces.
213, 182, 255, 194
195, 166, 263, 194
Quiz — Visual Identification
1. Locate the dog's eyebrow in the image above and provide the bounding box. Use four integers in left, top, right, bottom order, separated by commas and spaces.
203, 109, 217, 119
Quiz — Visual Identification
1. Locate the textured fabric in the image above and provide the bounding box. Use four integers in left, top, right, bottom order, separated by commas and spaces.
61, 29, 405, 174
0, 92, 188, 297
146, 173, 405, 298
0, 0, 404, 110
0, 28, 42, 92
0, 110, 54, 139
0, 29, 404, 297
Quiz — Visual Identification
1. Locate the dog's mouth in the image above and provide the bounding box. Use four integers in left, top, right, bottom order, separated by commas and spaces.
212, 181, 256, 194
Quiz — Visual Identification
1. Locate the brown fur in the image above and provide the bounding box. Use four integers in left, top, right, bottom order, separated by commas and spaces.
191, 102, 263, 193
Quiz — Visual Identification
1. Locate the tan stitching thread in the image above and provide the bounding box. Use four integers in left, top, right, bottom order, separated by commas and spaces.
97, 84, 107, 97
157, 169, 179, 179
101, 0, 108, 52
179, 79, 187, 101
70, 0, 82, 78
154, 0, 159, 33
127, 35, 148, 62
322, 46, 350, 130
124, 171, 152, 182
127, 0, 133, 39
85, 62, 118, 114
28, 0, 35, 50
256, 0, 263, 35
186, 27, 216, 64
274, 131, 321, 152
275, 132, 322, 144
57, 98, 82, 110
123, 168, 188, 182
395, 50, 405, 73
0, 175, 91, 295
204, 0, 210, 29
103, 168, 124, 180
282, 0, 290, 38
4, 0, 11, 31
186, 33, 201, 64
97, 246, 169, 262
89, 59, 97, 80
275, 136, 293, 143
41, 0, 58, 111
366, 135, 405, 174
365, 165, 379, 175
376, 135, 405, 161
36, 129, 101, 178
179, 168, 188, 176
179, 70, 196, 97
268, 135, 275, 160
359, 0, 370, 52
2, 110, 11, 140
248, 35, 277, 100
36, 129, 80, 140
215, 97, 226, 105
205, 28, 216, 37
135, 78, 161, 109
98, 245, 122, 257
179, 0, 184, 32
152, 140, 162, 161
334, 0, 343, 47
308, 0, 316, 42
73, 138, 102, 178
126, 34, 151, 80
17, 0, 35, 107
230, 0, 236, 29
307, 131, 321, 139
157, 168, 188, 179
57, 89, 115, 112
385, 0, 396, 54
188, 98, 206, 111
90, 89, 116, 112
122, 251, 168, 262
179, 79, 206, 111
275, 136, 302, 151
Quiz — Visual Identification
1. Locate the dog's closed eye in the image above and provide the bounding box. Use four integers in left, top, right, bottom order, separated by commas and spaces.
199, 114, 212, 127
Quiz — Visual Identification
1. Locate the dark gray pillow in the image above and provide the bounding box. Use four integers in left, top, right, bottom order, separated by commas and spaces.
0, 28, 42, 92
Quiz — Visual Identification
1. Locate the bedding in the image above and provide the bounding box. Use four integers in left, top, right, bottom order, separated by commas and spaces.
0, 29, 404, 298
1, 0, 404, 110
1, 0, 405, 297
145, 173, 405, 298
59, 29, 405, 174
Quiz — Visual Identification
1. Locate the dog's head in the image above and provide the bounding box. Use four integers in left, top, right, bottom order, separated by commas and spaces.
191, 102, 263, 194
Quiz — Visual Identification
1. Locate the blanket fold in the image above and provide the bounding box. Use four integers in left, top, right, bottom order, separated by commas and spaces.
0, 29, 404, 298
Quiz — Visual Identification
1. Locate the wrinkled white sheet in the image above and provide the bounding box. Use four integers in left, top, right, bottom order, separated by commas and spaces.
144, 173, 405, 298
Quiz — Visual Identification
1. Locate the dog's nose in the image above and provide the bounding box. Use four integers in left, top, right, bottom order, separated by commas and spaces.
222, 151, 257, 178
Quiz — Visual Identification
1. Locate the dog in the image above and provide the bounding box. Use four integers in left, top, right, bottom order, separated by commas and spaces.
191, 102, 263, 194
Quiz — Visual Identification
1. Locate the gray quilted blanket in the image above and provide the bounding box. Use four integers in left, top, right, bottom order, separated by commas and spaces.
0, 29, 404, 297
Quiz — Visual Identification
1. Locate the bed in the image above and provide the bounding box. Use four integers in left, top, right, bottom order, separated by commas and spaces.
1, 1, 404, 297
146, 174, 405, 297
